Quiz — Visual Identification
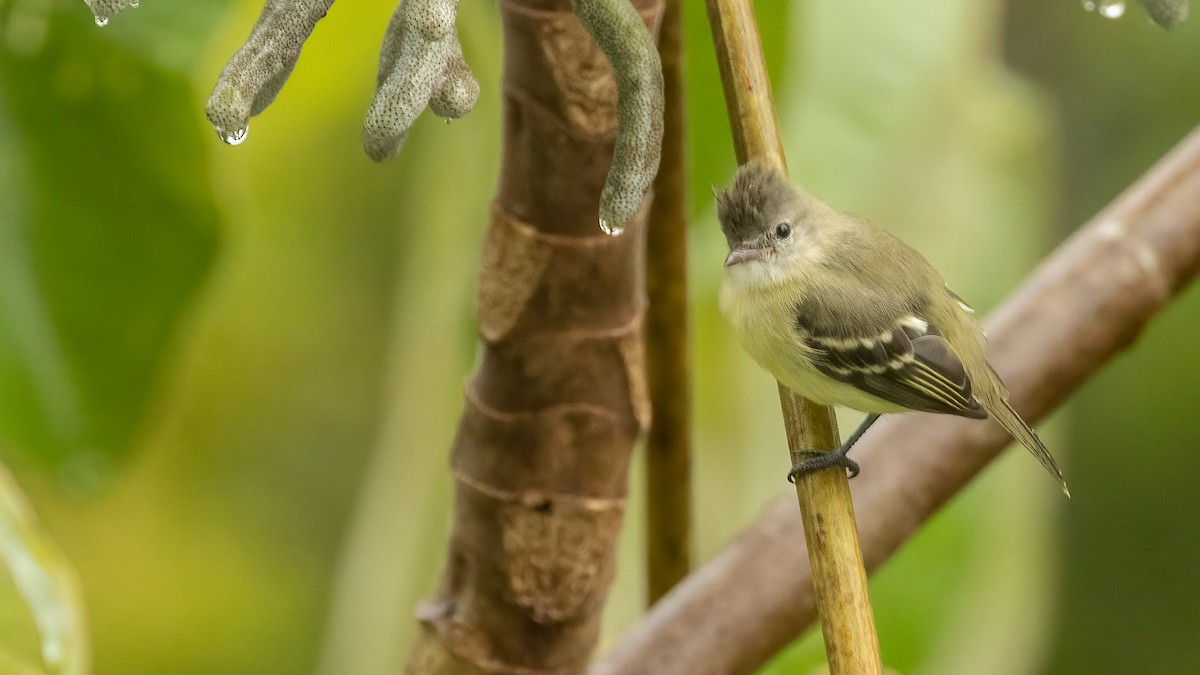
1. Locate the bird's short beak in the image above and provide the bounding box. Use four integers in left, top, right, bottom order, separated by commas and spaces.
724, 246, 770, 267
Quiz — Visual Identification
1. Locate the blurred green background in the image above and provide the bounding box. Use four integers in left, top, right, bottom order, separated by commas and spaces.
0, 0, 1197, 673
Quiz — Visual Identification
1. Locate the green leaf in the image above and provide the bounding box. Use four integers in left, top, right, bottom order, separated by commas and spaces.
0, 464, 88, 675
0, 12, 220, 468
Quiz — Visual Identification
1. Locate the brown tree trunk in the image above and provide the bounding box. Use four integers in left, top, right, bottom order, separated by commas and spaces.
405, 1, 663, 672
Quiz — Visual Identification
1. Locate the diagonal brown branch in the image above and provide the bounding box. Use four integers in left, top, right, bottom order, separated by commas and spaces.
404, 1, 663, 672
643, 0, 692, 604
594, 124, 1200, 674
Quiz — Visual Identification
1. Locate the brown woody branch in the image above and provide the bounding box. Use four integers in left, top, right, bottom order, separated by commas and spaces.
404, 1, 663, 673
594, 125, 1200, 674
644, 0, 692, 604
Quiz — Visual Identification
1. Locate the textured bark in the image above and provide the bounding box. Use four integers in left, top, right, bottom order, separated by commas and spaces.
643, 0, 692, 604
403, 1, 662, 673
593, 125, 1200, 674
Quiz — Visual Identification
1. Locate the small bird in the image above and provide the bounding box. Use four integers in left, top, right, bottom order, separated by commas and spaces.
716, 160, 1068, 495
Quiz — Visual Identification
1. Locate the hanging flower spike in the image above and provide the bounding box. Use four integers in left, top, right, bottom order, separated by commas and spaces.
363, 0, 480, 162
85, 0, 137, 26
571, 0, 664, 235
205, 0, 336, 145
1139, 0, 1188, 27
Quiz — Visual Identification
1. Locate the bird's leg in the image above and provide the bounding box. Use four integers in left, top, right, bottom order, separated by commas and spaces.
787, 414, 881, 483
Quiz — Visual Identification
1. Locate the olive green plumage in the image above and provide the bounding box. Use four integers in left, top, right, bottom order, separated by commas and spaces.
717, 161, 1067, 495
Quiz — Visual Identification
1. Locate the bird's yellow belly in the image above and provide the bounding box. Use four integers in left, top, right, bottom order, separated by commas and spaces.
721, 280, 909, 414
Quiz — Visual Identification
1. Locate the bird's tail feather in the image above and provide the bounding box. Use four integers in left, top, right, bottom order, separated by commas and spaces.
992, 399, 1070, 498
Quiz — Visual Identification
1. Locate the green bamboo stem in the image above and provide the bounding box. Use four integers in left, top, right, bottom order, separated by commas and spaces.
703, 0, 883, 672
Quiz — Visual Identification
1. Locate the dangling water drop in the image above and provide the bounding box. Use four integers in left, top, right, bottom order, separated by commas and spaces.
130, 0, 139, 8
444, 118, 452, 125
599, 217, 624, 236
1098, 0, 1126, 18
94, 16, 108, 27
216, 124, 249, 146
1080, 0, 1096, 10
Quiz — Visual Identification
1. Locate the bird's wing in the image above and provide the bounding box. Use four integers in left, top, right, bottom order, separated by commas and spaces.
799, 314, 988, 419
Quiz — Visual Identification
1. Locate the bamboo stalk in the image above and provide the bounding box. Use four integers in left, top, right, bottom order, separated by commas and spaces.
703, 0, 883, 672
644, 0, 693, 605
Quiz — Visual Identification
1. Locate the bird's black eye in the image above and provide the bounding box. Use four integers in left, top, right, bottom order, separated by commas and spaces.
775, 222, 791, 238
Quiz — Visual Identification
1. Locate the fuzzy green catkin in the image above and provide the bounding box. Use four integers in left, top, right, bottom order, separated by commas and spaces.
200, 0, 657, 186
1139, 0, 1189, 27
85, 0, 135, 24
362, 0, 479, 162
428, 47, 479, 120
205, 0, 335, 138
571, 0, 664, 232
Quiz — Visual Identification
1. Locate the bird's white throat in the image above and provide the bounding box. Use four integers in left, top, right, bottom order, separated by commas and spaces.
723, 256, 789, 289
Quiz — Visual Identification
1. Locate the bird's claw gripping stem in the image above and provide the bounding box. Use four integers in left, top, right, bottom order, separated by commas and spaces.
786, 413, 879, 483
787, 447, 860, 482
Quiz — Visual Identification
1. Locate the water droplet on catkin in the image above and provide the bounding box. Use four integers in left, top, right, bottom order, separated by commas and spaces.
130, 0, 140, 8
216, 124, 248, 146
599, 217, 624, 237
94, 16, 108, 27
1098, 0, 1126, 18
1081, 0, 1126, 17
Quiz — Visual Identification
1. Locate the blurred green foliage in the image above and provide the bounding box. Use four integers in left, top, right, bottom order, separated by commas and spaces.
0, 0, 1197, 674
0, 0, 221, 469
1007, 1, 1200, 673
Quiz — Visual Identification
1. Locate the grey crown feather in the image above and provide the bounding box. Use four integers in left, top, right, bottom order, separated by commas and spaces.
715, 161, 797, 247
